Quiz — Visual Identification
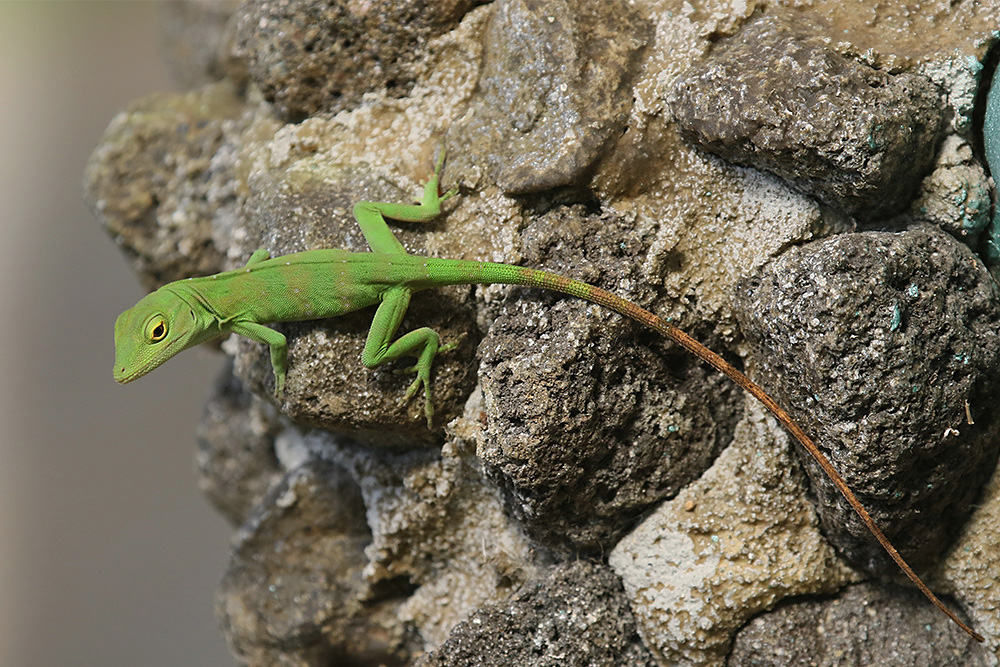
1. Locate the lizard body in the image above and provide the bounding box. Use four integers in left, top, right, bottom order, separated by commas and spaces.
113, 152, 982, 642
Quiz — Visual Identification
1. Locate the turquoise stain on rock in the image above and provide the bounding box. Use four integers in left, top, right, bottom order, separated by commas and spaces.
962, 179, 992, 234
889, 303, 902, 331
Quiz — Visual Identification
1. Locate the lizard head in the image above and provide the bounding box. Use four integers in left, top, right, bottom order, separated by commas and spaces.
113, 287, 206, 384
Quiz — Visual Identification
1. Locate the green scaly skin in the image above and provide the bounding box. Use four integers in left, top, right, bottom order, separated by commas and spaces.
112, 150, 983, 642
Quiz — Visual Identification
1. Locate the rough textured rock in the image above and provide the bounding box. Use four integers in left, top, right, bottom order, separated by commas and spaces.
447, 0, 650, 194
478, 206, 741, 553
910, 134, 992, 244
942, 453, 1000, 659
670, 15, 946, 220
728, 582, 989, 667
311, 427, 537, 651
259, 403, 539, 655
232, 0, 483, 121
414, 560, 657, 667
610, 399, 857, 667
216, 460, 409, 666
90, 1, 1000, 664
231, 160, 481, 444
734, 225, 1000, 575
84, 82, 250, 289
195, 363, 284, 525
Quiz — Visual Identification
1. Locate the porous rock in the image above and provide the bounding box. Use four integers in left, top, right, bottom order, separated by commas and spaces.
728, 582, 988, 667
609, 399, 856, 667
231, 157, 480, 444
477, 206, 741, 553
296, 418, 537, 652
92, 1, 1000, 664
158, 0, 244, 89
447, 0, 650, 194
216, 459, 408, 666
195, 363, 284, 526
231, 0, 483, 121
84, 82, 251, 289
734, 225, 1000, 575
942, 455, 1000, 659
670, 15, 946, 219
414, 560, 657, 667
910, 134, 992, 244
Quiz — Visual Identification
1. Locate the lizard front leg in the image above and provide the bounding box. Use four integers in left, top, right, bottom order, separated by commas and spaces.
231, 321, 288, 395
352, 148, 458, 254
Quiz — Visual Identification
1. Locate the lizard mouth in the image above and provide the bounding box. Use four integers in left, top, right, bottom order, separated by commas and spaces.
113, 337, 184, 384
114, 363, 154, 384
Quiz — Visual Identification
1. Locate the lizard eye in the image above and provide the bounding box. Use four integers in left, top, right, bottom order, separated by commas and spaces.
147, 318, 168, 342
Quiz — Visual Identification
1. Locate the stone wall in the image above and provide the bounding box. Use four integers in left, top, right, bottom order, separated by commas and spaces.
88, 1, 1000, 664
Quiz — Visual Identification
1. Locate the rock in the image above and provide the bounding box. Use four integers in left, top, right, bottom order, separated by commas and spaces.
195, 363, 284, 525
84, 82, 251, 289
302, 416, 537, 651
728, 582, 988, 667
447, 0, 650, 194
216, 460, 411, 666
92, 1, 1000, 664
609, 399, 856, 667
941, 456, 1000, 659
910, 135, 991, 244
415, 560, 657, 667
478, 206, 741, 552
158, 0, 244, 89
670, 15, 946, 219
734, 225, 1000, 575
231, 159, 481, 443
231, 0, 482, 121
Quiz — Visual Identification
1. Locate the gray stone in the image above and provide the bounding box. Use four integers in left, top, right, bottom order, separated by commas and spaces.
415, 560, 657, 667
158, 0, 245, 89
477, 206, 741, 552
232, 162, 480, 444
216, 459, 414, 666
84, 82, 250, 289
301, 421, 538, 651
941, 453, 1000, 656
910, 134, 992, 245
670, 15, 946, 220
728, 582, 989, 667
195, 363, 284, 526
231, 0, 483, 121
447, 0, 650, 194
609, 400, 856, 667
734, 225, 1000, 574
92, 1, 1000, 663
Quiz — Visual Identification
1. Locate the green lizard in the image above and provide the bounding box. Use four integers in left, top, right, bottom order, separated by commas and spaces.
113, 151, 981, 642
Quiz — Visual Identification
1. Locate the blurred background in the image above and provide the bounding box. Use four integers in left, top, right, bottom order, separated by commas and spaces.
0, 3, 234, 664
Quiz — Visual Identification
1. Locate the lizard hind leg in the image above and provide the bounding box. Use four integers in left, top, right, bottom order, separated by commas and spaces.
367, 326, 444, 427
362, 287, 444, 427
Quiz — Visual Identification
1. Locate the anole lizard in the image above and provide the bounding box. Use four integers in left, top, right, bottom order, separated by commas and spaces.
113, 151, 982, 642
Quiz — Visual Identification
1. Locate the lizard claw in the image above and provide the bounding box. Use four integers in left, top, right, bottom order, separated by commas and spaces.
402, 374, 435, 428
438, 332, 465, 354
